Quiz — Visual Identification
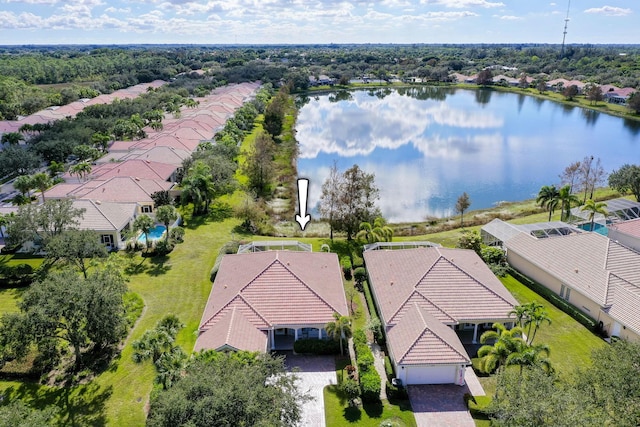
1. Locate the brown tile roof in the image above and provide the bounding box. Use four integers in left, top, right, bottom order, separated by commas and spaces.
197, 251, 348, 352
194, 306, 268, 353
388, 303, 470, 365
365, 247, 518, 326
610, 218, 640, 238
48, 177, 173, 204
90, 160, 176, 181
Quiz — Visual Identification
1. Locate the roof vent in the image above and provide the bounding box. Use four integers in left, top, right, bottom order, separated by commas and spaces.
390, 281, 394, 286
575, 268, 579, 273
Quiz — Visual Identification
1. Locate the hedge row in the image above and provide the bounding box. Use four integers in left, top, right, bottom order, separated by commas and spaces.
352, 329, 381, 403
0, 263, 37, 287
293, 338, 341, 355
508, 268, 596, 330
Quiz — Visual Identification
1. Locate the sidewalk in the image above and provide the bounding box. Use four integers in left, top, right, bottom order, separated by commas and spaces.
370, 342, 388, 400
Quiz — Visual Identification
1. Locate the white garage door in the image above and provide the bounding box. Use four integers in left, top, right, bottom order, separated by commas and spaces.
406, 365, 457, 385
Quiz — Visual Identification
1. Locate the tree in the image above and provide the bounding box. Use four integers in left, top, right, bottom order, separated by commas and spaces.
30, 172, 52, 204
535, 78, 547, 94
264, 95, 285, 138
7, 268, 127, 369
356, 217, 393, 244
563, 84, 579, 101
69, 160, 92, 182
536, 185, 560, 221
476, 69, 493, 86
318, 161, 342, 241
584, 83, 603, 105
518, 74, 529, 89
1, 132, 24, 146
581, 199, 607, 232
325, 312, 352, 356
579, 156, 605, 203
13, 175, 34, 200
331, 165, 380, 240
477, 323, 525, 374
155, 205, 178, 243
47, 160, 65, 178
456, 192, 471, 226
180, 160, 215, 215
505, 342, 552, 375
5, 199, 85, 249
558, 185, 580, 221
132, 315, 184, 365
45, 229, 108, 278
628, 91, 640, 114
608, 164, 640, 201
0, 146, 41, 177
133, 214, 155, 249
0, 400, 56, 426
560, 160, 581, 193
147, 353, 311, 427
150, 190, 173, 208
456, 229, 482, 255
243, 132, 275, 197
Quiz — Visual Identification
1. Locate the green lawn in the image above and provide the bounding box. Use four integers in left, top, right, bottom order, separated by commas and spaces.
0, 287, 26, 313
324, 358, 416, 427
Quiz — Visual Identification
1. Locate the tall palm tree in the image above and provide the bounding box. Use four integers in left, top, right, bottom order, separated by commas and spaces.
477, 323, 525, 374
524, 302, 551, 345
558, 185, 581, 221
31, 172, 52, 204
325, 312, 352, 356
180, 161, 214, 216
581, 199, 608, 232
356, 217, 393, 244
155, 205, 178, 243
70, 161, 92, 182
134, 214, 155, 250
536, 185, 560, 221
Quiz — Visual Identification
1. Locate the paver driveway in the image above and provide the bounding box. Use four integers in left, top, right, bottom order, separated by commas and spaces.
284, 353, 336, 427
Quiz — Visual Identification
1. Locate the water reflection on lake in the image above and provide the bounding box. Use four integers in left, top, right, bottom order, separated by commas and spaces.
296, 87, 640, 223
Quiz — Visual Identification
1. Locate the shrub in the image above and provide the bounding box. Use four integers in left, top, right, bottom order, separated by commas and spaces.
352, 329, 367, 348
340, 378, 361, 406
169, 226, 185, 243
153, 239, 175, 255
356, 350, 374, 372
343, 266, 352, 280
293, 339, 341, 355
353, 267, 366, 290
386, 381, 408, 400
359, 369, 381, 403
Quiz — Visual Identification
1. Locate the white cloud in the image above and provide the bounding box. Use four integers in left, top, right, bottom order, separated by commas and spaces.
584, 6, 632, 16
420, 0, 504, 8
494, 14, 523, 20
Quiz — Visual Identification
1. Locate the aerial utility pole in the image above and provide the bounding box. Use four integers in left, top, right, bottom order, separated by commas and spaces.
560, 0, 571, 58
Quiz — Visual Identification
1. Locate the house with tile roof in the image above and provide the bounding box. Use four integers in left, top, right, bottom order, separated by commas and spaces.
364, 247, 518, 385
72, 199, 138, 250
195, 251, 349, 353
608, 218, 640, 252
485, 219, 640, 342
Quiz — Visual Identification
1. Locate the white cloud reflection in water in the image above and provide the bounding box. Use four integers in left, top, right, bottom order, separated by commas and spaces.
297, 88, 640, 222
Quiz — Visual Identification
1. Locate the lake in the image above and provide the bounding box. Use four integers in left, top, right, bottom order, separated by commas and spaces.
295, 87, 640, 223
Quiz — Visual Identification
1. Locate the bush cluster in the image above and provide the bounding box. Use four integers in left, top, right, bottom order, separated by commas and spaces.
340, 256, 352, 280
0, 263, 37, 286
293, 338, 341, 355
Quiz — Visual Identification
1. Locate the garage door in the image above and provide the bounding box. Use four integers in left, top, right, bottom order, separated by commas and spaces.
406, 365, 457, 385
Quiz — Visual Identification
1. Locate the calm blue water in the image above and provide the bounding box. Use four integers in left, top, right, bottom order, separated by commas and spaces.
138, 225, 166, 242
578, 222, 609, 236
296, 88, 640, 222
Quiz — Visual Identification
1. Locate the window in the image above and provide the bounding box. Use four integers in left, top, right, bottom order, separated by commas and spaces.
100, 234, 114, 246
560, 284, 565, 298
564, 288, 571, 301
560, 284, 570, 301
141, 205, 153, 213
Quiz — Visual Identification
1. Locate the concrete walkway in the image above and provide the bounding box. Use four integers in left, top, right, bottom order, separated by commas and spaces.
284, 353, 336, 427
370, 342, 388, 400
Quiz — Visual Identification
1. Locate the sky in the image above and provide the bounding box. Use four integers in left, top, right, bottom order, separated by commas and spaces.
0, 1, 636, 45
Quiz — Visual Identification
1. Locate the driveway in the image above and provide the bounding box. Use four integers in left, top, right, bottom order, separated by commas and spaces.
407, 368, 484, 427
284, 353, 336, 427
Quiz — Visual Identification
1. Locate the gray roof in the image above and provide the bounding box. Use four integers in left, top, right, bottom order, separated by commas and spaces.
482, 219, 583, 245
73, 200, 137, 232
505, 231, 640, 336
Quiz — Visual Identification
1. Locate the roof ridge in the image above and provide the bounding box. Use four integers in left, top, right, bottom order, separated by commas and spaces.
242, 257, 339, 315
399, 303, 468, 363
388, 290, 454, 325
226, 306, 236, 344
201, 294, 269, 330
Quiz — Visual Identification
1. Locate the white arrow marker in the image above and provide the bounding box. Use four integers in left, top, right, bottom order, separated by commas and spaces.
295, 178, 311, 231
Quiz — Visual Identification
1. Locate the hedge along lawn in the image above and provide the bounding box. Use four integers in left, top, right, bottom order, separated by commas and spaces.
470, 274, 607, 396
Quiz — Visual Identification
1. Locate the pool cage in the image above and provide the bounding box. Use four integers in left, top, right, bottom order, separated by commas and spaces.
569, 198, 640, 228
237, 240, 313, 253
481, 219, 584, 247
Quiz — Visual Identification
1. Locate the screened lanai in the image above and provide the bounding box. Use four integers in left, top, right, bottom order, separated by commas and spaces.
481, 219, 583, 246
569, 198, 640, 225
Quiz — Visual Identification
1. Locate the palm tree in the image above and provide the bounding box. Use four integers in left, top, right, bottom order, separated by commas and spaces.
325, 312, 352, 356
558, 185, 581, 221
581, 199, 608, 232
70, 161, 92, 182
506, 342, 552, 374
524, 302, 551, 345
134, 214, 155, 250
356, 217, 393, 244
155, 205, 178, 243
47, 160, 65, 178
31, 172, 52, 204
536, 185, 560, 221
13, 175, 34, 200
180, 161, 214, 216
477, 323, 525, 374
1, 132, 24, 146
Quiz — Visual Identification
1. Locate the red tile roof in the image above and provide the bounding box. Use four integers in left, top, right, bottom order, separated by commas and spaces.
196, 251, 348, 352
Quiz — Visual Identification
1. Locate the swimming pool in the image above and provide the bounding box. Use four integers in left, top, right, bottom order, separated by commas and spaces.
137, 225, 167, 243
578, 222, 608, 236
